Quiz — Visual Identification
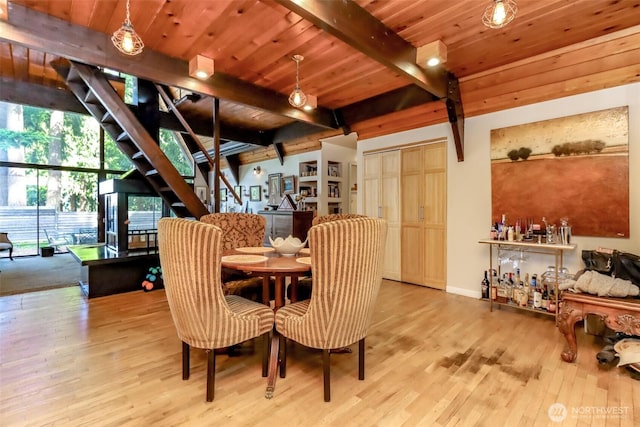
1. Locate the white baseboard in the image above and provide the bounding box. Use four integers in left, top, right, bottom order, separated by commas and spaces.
446, 285, 481, 299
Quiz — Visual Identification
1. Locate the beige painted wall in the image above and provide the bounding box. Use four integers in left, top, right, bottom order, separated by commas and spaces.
357, 83, 640, 298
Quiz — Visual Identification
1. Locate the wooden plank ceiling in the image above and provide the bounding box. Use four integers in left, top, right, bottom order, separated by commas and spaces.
0, 0, 639, 164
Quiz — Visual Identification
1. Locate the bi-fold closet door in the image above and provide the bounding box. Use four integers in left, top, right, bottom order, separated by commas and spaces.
400, 142, 447, 290
363, 141, 446, 289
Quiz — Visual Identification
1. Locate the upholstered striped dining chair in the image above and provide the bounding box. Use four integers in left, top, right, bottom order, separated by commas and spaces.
292, 213, 366, 301
275, 216, 387, 401
158, 218, 274, 402
200, 213, 269, 303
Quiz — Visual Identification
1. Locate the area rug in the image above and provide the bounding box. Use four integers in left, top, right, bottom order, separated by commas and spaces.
0, 254, 81, 296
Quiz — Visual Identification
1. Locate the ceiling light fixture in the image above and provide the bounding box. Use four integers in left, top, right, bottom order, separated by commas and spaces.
189, 55, 215, 80
416, 40, 447, 68
0, 0, 8, 21
302, 94, 317, 111
482, 0, 517, 29
111, 0, 144, 56
253, 166, 263, 176
288, 54, 307, 109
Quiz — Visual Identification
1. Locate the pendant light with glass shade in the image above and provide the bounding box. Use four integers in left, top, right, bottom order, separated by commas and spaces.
111, 0, 144, 56
482, 0, 517, 29
288, 54, 307, 108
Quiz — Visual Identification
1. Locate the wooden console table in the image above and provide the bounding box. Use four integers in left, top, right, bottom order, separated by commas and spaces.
558, 292, 640, 362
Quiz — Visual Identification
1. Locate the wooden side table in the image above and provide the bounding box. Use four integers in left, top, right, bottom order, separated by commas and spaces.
558, 292, 640, 362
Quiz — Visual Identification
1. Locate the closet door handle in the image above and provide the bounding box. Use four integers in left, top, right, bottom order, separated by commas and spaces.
378, 206, 382, 218
419, 206, 424, 220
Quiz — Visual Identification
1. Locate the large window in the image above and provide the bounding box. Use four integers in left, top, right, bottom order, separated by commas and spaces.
0, 101, 128, 256
0, 98, 195, 257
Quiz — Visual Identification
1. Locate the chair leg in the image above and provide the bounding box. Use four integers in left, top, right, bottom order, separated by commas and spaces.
279, 334, 287, 378
9, 247, 13, 260
323, 349, 331, 402
358, 338, 365, 380
206, 349, 216, 402
182, 341, 190, 380
262, 332, 270, 377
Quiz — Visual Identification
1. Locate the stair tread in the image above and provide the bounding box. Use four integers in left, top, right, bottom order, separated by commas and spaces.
116, 131, 132, 142
101, 111, 116, 124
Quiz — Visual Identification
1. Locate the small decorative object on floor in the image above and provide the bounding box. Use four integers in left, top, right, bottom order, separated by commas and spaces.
142, 266, 162, 292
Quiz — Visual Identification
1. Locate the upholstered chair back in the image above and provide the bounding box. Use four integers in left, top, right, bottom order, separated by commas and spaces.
200, 213, 266, 250
279, 217, 387, 349
311, 213, 365, 226
158, 218, 272, 348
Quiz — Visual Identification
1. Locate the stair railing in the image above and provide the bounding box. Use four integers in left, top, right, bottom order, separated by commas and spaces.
155, 84, 241, 204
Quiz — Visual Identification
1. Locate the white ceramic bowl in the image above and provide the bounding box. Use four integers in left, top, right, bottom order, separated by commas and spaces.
269, 235, 307, 256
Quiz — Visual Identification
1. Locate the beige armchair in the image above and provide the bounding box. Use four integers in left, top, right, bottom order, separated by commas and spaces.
158, 218, 274, 402
0, 232, 13, 260
200, 213, 271, 303
275, 216, 387, 401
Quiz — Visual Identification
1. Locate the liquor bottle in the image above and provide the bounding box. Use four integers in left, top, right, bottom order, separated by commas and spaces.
542, 285, 549, 310
529, 274, 537, 307
533, 280, 543, 309
506, 273, 514, 303
518, 281, 528, 307
496, 274, 507, 303
481, 270, 490, 299
522, 273, 530, 307
491, 269, 498, 300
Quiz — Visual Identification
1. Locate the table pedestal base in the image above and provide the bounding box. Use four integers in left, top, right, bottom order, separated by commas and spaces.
265, 333, 280, 399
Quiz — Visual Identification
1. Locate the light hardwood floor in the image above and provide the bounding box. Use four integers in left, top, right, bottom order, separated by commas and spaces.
1, 281, 638, 426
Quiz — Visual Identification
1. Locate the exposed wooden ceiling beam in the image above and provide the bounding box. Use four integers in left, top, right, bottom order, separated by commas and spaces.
275, 0, 448, 99
446, 78, 465, 162
0, 78, 85, 114
275, 0, 465, 160
340, 85, 440, 125
0, 78, 279, 153
0, 3, 339, 130
272, 121, 340, 145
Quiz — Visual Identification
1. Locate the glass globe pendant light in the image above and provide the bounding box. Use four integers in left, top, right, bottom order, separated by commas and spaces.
482, 0, 518, 29
111, 0, 144, 56
288, 54, 307, 108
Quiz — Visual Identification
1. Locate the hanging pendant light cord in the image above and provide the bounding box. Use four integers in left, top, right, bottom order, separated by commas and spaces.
125, 0, 132, 26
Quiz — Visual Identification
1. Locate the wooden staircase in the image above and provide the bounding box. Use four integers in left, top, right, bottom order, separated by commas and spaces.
52, 59, 209, 219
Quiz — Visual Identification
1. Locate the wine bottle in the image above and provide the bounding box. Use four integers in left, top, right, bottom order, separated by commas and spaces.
481, 270, 490, 299
533, 279, 542, 309
542, 285, 549, 310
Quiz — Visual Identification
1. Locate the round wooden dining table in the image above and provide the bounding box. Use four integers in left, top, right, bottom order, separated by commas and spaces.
221, 249, 311, 398
221, 249, 311, 309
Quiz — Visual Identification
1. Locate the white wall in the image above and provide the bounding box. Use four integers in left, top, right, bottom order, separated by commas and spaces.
226, 144, 356, 214
357, 83, 640, 299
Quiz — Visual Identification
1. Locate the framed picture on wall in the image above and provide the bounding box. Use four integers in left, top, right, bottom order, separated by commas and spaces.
250, 185, 262, 201
233, 185, 242, 202
282, 175, 296, 194
220, 188, 228, 202
195, 186, 207, 203
267, 173, 282, 206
